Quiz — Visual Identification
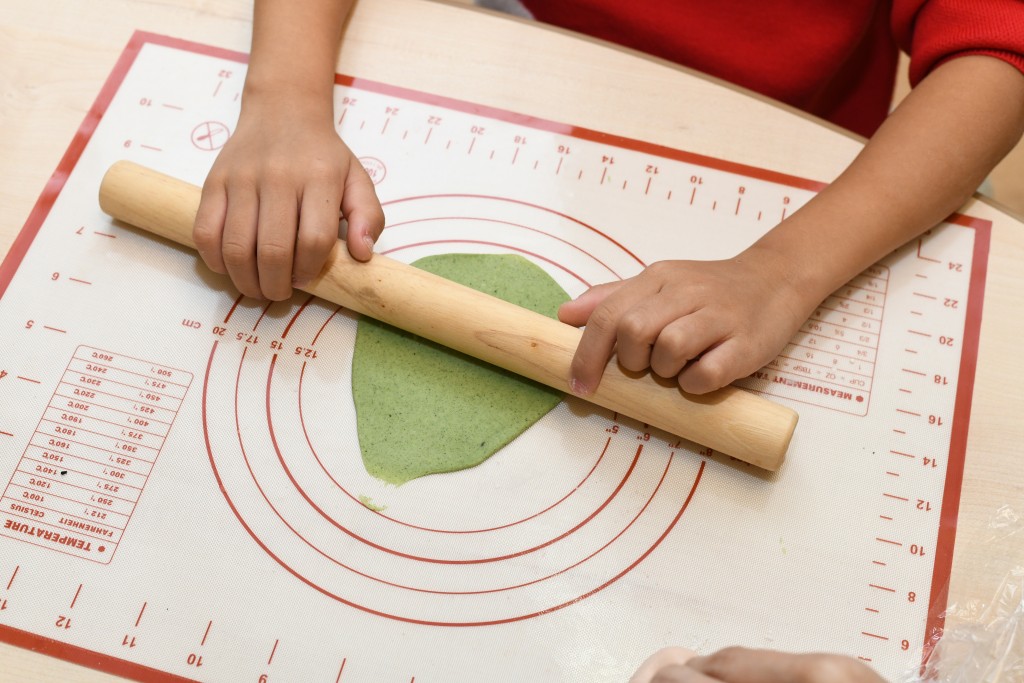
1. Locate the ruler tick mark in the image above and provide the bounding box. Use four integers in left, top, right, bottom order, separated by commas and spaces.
16, 376, 40, 384
336, 659, 347, 683
865, 607, 880, 613
6, 565, 18, 590
43, 326, 67, 334
267, 639, 279, 665
70, 583, 82, 609
69, 278, 92, 285
94, 231, 116, 238
201, 620, 212, 646
861, 631, 889, 641
135, 601, 147, 627
883, 493, 909, 502
869, 584, 895, 592
876, 537, 902, 547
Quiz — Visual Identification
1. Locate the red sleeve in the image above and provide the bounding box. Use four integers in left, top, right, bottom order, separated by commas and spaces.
892, 0, 1024, 86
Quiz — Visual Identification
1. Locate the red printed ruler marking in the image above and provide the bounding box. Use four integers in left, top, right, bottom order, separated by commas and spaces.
751, 265, 889, 415
0, 346, 192, 564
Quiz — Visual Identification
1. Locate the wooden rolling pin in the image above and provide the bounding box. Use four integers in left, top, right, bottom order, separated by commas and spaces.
99, 161, 797, 470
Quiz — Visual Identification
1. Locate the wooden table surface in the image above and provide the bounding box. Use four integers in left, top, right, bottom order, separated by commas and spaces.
2, 1, 1022, 680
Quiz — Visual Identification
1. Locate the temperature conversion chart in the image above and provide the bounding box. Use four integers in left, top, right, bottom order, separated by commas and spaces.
0, 33, 989, 682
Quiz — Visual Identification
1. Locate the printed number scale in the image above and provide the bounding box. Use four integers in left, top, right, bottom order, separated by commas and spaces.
0, 33, 989, 682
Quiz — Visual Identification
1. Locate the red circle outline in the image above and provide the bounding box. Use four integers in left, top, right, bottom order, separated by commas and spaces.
204, 340, 706, 626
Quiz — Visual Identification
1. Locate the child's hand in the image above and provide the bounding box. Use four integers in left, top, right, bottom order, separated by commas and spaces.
558, 251, 813, 395
632, 647, 886, 683
193, 100, 384, 301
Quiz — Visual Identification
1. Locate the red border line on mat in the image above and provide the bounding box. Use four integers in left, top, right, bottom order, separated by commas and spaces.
920, 214, 990, 664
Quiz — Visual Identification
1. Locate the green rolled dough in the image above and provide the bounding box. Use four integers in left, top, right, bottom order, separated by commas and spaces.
351, 253, 570, 485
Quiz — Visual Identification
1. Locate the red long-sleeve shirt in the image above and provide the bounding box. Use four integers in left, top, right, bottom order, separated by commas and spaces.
520, 0, 1024, 136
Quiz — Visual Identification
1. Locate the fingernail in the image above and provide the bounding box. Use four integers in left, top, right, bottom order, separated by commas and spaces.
569, 377, 590, 396
363, 235, 375, 253
292, 278, 309, 289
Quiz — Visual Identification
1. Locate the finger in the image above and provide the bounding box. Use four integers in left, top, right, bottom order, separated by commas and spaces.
629, 647, 697, 683
615, 294, 697, 373
649, 310, 726, 379
676, 333, 774, 394
220, 184, 262, 299
689, 648, 885, 682
651, 666, 718, 683
342, 159, 385, 262
557, 280, 624, 327
255, 185, 298, 301
569, 278, 659, 396
687, 648, 797, 682
194, 173, 229, 274
293, 180, 342, 287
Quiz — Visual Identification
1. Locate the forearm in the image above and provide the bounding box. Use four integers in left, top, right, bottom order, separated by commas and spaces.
749, 56, 1024, 303
243, 0, 355, 120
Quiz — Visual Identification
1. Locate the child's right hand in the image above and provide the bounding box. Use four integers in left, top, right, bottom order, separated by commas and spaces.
193, 96, 384, 301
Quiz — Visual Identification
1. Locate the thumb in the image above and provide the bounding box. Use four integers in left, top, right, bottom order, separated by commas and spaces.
558, 280, 624, 326
342, 159, 385, 262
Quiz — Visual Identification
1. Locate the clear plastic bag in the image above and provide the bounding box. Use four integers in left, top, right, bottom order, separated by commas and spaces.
899, 505, 1024, 682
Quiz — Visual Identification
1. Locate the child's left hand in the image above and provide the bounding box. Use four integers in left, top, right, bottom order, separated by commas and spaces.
558, 251, 815, 395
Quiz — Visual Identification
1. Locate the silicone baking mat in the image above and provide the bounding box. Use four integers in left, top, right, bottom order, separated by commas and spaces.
0, 33, 989, 681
